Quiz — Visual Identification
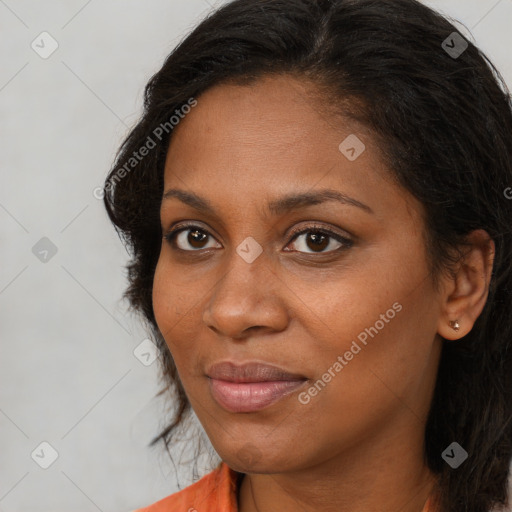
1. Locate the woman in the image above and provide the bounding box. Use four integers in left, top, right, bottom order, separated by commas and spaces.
103, 0, 512, 511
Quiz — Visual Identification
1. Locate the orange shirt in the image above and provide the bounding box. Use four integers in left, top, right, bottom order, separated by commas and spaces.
133, 461, 437, 511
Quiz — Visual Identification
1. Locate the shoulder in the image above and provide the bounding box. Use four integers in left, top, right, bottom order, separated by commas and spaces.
132, 461, 242, 512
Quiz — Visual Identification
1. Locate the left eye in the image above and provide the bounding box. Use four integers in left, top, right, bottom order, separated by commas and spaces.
164, 226, 221, 251
285, 229, 352, 254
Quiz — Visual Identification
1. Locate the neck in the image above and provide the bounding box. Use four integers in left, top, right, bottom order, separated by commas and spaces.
237, 417, 439, 512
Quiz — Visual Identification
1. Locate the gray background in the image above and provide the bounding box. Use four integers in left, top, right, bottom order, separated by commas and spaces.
1, 1, 511, 511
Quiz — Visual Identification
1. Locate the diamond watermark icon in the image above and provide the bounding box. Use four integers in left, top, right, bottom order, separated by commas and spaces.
31, 441, 59, 469
339, 134, 366, 161
236, 442, 263, 465
442, 32, 468, 59
236, 237, 263, 264
133, 338, 159, 366
32, 237, 58, 263
442, 441, 468, 469
31, 31, 59, 59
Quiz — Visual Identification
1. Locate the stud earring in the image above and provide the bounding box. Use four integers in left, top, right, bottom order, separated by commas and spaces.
449, 319, 460, 331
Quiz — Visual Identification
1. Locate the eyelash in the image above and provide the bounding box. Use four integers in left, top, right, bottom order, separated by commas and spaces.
163, 222, 353, 254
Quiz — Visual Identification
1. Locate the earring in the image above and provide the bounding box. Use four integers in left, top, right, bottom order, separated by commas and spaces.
449, 319, 460, 331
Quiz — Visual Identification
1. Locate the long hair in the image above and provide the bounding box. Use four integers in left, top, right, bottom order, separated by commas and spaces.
103, 1, 512, 510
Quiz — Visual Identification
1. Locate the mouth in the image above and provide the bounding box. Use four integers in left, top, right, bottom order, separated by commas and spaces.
206, 361, 308, 413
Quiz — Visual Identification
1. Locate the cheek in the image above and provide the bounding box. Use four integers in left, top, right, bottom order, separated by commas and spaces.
309, 281, 437, 418
152, 255, 193, 361
295, 249, 437, 410
152, 257, 173, 335
288, 304, 435, 461
151, 255, 206, 375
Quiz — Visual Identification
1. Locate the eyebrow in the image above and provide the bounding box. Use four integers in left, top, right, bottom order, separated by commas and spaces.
162, 188, 374, 215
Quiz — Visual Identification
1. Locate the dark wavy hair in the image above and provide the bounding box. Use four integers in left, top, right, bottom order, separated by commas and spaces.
103, 0, 512, 510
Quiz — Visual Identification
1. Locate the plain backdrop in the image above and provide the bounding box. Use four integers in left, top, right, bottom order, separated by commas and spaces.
1, 1, 511, 511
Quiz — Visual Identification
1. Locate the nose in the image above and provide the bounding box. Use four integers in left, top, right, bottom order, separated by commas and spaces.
202, 246, 289, 340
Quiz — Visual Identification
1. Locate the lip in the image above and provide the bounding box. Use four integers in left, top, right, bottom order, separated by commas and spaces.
206, 361, 307, 383
206, 361, 308, 413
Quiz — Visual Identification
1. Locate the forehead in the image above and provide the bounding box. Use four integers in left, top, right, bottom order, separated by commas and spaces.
161, 74, 421, 226
165, 76, 383, 182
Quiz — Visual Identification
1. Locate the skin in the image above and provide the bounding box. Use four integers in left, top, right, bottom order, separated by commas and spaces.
152, 74, 495, 512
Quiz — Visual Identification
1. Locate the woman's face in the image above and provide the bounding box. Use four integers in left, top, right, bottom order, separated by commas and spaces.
152, 74, 443, 474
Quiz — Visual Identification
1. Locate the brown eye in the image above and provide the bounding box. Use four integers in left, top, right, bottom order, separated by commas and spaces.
164, 225, 221, 251
285, 228, 352, 254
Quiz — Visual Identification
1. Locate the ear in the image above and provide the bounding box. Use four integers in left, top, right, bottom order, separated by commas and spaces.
437, 229, 495, 341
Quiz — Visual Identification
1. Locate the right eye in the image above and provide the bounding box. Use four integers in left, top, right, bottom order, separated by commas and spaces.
163, 224, 222, 252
